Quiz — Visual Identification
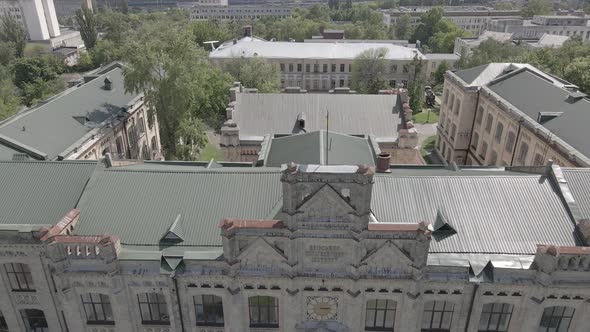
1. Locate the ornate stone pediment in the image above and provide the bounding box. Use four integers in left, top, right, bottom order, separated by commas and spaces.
296, 184, 355, 221
235, 237, 288, 275
358, 241, 417, 277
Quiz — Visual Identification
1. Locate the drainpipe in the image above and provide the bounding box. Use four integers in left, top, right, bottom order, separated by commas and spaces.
465, 88, 481, 165
173, 275, 186, 332
464, 283, 479, 332
510, 118, 524, 166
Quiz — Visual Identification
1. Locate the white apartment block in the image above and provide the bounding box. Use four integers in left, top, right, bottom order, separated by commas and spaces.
485, 15, 590, 40
209, 36, 458, 91
0, 0, 24, 24
383, 6, 522, 37
436, 63, 590, 167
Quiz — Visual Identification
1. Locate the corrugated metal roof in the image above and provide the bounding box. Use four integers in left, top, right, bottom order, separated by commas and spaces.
74, 167, 283, 247
0, 66, 139, 160
264, 131, 376, 167
0, 161, 97, 226
233, 93, 401, 141
562, 168, 590, 220
371, 174, 579, 254
210, 37, 423, 60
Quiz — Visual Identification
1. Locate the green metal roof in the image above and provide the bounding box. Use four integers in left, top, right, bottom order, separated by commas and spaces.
0, 64, 140, 160
0, 160, 97, 227
262, 130, 376, 167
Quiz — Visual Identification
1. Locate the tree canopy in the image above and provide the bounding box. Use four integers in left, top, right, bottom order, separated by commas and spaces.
351, 48, 390, 94
76, 6, 98, 49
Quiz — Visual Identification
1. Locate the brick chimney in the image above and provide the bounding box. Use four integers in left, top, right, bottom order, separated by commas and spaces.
376, 153, 391, 173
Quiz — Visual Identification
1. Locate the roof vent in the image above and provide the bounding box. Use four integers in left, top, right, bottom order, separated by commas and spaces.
433, 209, 456, 234
297, 112, 306, 129
104, 77, 112, 91
376, 153, 391, 173
537, 112, 562, 124
162, 214, 184, 243
566, 90, 587, 103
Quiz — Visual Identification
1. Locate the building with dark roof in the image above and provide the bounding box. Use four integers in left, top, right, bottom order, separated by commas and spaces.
0, 62, 162, 161
437, 63, 590, 167
0, 158, 589, 331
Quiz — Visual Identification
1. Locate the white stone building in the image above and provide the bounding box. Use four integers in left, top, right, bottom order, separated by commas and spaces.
0, 158, 590, 332
485, 15, 590, 41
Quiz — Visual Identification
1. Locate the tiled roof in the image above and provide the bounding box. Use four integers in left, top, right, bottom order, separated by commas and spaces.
0, 161, 97, 226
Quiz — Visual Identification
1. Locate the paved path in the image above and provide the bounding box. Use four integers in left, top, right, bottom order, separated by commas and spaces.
414, 123, 437, 146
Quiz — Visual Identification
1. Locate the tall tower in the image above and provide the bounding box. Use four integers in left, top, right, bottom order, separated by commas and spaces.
19, 0, 61, 41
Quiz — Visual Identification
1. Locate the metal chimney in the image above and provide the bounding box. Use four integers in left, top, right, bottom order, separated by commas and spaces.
376, 152, 391, 173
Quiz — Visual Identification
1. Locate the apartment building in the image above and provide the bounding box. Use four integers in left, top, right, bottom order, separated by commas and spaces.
210, 36, 458, 91
0, 159, 590, 331
436, 63, 590, 167
384, 6, 522, 37
0, 62, 162, 161
0, 0, 24, 24
485, 15, 590, 40
188, 4, 291, 20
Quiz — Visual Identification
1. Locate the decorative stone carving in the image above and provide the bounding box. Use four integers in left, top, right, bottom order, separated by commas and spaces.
13, 293, 39, 305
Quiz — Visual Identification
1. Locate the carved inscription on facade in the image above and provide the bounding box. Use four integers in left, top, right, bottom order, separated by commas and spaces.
13, 293, 39, 305
305, 245, 345, 264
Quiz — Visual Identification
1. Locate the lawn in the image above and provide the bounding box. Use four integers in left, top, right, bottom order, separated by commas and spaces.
413, 109, 439, 124
199, 142, 224, 161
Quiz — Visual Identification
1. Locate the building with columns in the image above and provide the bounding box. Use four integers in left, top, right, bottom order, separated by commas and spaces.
0, 157, 590, 332
436, 63, 590, 167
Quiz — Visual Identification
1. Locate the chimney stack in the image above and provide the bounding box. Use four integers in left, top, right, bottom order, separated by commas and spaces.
243, 25, 252, 38
104, 77, 112, 91
376, 153, 391, 173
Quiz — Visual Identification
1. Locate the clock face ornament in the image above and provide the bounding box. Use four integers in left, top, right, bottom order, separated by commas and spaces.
306, 296, 338, 321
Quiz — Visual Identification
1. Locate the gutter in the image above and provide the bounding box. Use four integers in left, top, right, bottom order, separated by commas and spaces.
173, 275, 186, 332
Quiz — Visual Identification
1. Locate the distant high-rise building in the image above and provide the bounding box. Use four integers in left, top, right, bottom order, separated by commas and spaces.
0, 0, 61, 40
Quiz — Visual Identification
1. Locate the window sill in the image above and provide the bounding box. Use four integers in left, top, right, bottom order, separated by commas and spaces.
197, 323, 224, 327
11, 289, 36, 293
141, 321, 170, 326
87, 321, 115, 326
249, 324, 279, 329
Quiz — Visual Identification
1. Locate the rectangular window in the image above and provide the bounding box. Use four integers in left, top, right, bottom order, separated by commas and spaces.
539, 306, 575, 332
248, 296, 278, 328
478, 303, 513, 332
450, 124, 457, 141
480, 142, 488, 160
494, 123, 503, 143
421, 301, 454, 331
297, 63, 302, 72
195, 295, 224, 326
138, 117, 145, 134
331, 64, 336, 72
365, 299, 396, 330
280, 63, 285, 72
389, 80, 396, 88
454, 100, 461, 115
485, 114, 494, 133
82, 293, 114, 325
534, 153, 544, 166
288, 64, 293, 72
505, 132, 515, 153
322, 64, 328, 73
391, 65, 398, 73
0, 310, 8, 332
517, 142, 529, 164
138, 293, 170, 325
5, 263, 34, 292
313, 64, 318, 73
20, 309, 47, 332
476, 106, 484, 125
340, 64, 345, 72
339, 80, 344, 87
306, 64, 310, 72
401, 80, 408, 88
349, 64, 352, 72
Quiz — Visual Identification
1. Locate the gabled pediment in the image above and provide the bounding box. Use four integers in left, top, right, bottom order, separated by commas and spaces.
361, 241, 416, 268
237, 237, 287, 265
297, 184, 355, 217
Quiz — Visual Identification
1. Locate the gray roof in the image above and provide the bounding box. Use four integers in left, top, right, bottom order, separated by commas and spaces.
74, 166, 283, 248
423, 53, 460, 61
487, 69, 590, 158
73, 162, 579, 255
261, 131, 377, 167
371, 172, 579, 254
210, 37, 424, 60
233, 93, 402, 141
0, 65, 139, 160
562, 168, 590, 220
0, 161, 97, 226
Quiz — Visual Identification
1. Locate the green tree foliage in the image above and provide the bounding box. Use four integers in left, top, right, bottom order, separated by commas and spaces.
433, 60, 449, 85
408, 80, 425, 113
76, 6, 98, 49
328, 0, 340, 10
0, 41, 16, 66
412, 7, 443, 44
564, 57, 590, 93
428, 19, 469, 53
123, 19, 232, 159
223, 57, 280, 92
495, 3, 514, 10
521, 0, 553, 18
0, 65, 20, 121
191, 20, 233, 48
395, 14, 412, 40
351, 48, 389, 94
13, 56, 64, 106
0, 15, 27, 58
376, 0, 399, 9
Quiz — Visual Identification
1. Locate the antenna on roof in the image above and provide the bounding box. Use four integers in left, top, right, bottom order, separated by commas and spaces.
203, 40, 219, 51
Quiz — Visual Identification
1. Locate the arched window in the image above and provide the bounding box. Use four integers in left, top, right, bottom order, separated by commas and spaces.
151, 136, 158, 152
365, 299, 396, 330
478, 303, 513, 332
20, 309, 48, 332
81, 293, 114, 325
4, 263, 34, 292
248, 296, 278, 328
421, 301, 454, 332
538, 306, 575, 332
137, 293, 169, 325
194, 295, 224, 326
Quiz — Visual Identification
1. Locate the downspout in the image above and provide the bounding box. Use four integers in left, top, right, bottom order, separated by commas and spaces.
464, 283, 479, 332
510, 118, 523, 166
122, 119, 131, 159
173, 275, 186, 332
465, 87, 481, 165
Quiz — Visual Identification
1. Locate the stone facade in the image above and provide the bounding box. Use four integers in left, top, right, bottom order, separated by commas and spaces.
0, 164, 590, 332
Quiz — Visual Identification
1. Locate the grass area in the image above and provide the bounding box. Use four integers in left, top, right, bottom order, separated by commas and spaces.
198, 142, 224, 161
421, 135, 437, 164
413, 109, 439, 124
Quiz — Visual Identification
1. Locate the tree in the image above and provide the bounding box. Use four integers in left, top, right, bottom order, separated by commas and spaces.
123, 19, 232, 159
223, 57, 280, 93
433, 60, 449, 85
564, 57, 590, 94
395, 14, 411, 40
0, 41, 16, 66
428, 19, 468, 53
328, 0, 340, 10
13, 57, 60, 89
191, 20, 233, 48
521, 0, 553, 18
408, 79, 425, 113
495, 3, 514, 10
0, 65, 20, 121
412, 7, 443, 44
76, 6, 98, 49
351, 48, 389, 94
0, 15, 27, 58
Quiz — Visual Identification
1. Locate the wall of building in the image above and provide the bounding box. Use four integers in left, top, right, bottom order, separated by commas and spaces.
485, 18, 590, 40
190, 5, 291, 20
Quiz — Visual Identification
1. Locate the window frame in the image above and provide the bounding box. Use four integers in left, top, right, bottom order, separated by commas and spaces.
478, 303, 513, 332
517, 142, 529, 164
248, 296, 279, 328
364, 299, 396, 331
421, 300, 454, 332
494, 122, 504, 144
340, 64, 345, 72
81, 293, 115, 325
137, 293, 170, 325
538, 306, 575, 332
4, 263, 35, 292
20, 309, 48, 332
195, 294, 224, 327
485, 114, 494, 133
505, 132, 515, 153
